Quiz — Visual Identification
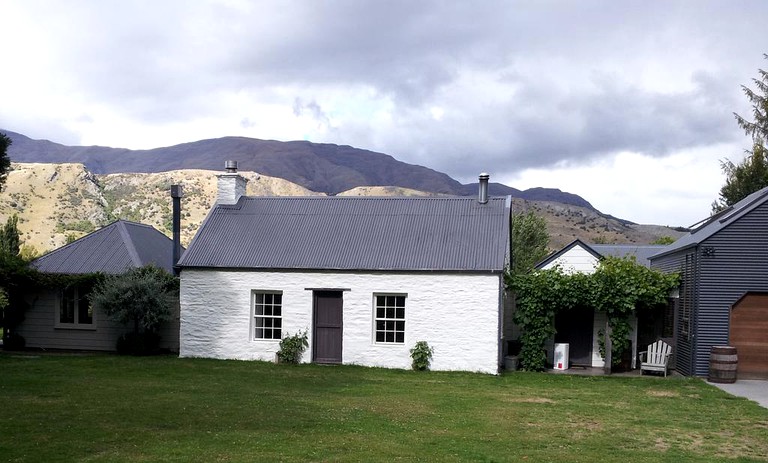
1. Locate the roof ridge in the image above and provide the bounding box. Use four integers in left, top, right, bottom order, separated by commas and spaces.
117, 221, 143, 267
30, 220, 117, 265
240, 195, 508, 200
115, 219, 156, 229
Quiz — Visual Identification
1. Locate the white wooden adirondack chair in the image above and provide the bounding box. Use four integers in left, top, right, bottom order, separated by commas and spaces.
639, 340, 672, 377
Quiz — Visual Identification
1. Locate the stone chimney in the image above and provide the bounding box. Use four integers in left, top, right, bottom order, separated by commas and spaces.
217, 160, 248, 205
478, 173, 490, 204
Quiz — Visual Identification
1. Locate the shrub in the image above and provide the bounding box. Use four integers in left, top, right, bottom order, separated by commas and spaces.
116, 332, 161, 356
89, 265, 177, 355
277, 330, 308, 364
410, 341, 434, 371
3, 332, 25, 350
90, 265, 177, 335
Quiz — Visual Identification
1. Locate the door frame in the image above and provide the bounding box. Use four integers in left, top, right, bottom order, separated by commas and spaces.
311, 289, 344, 364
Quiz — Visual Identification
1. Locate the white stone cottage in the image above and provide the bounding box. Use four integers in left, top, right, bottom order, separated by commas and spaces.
177, 164, 511, 374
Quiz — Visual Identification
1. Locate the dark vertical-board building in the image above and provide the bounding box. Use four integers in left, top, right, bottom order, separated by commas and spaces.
650, 187, 768, 378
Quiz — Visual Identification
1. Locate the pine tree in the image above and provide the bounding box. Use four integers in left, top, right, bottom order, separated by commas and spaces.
734, 54, 768, 143
714, 55, 768, 212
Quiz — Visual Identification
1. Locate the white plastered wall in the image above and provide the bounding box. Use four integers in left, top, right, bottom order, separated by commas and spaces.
180, 269, 502, 374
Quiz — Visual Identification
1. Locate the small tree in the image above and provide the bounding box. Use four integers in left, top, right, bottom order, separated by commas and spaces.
0, 215, 21, 257
18, 244, 40, 262
0, 214, 22, 345
89, 265, 177, 354
650, 236, 676, 245
0, 133, 11, 191
510, 211, 549, 275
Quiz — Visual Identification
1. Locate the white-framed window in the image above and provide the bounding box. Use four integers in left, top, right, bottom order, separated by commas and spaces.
374, 294, 406, 344
252, 291, 282, 340
55, 286, 95, 329
679, 253, 696, 338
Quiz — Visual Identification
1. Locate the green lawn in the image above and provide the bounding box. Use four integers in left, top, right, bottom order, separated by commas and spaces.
1, 353, 767, 462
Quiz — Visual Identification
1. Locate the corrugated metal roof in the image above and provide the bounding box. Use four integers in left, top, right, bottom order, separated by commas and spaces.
31, 220, 177, 274
536, 239, 667, 269
178, 196, 511, 272
651, 186, 768, 261
590, 244, 668, 268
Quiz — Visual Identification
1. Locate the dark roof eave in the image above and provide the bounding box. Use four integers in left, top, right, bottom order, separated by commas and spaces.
179, 265, 506, 274
649, 242, 698, 261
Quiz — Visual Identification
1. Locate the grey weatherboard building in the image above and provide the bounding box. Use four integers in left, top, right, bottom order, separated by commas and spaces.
19, 220, 180, 352
650, 186, 768, 378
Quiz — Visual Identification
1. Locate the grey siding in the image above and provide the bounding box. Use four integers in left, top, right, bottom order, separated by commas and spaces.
694, 201, 768, 376
651, 250, 695, 375
18, 289, 180, 352
652, 200, 768, 377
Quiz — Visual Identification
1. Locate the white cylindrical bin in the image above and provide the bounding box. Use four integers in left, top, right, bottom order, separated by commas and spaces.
554, 343, 570, 370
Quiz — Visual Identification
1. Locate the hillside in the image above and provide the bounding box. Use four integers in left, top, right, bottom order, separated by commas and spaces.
0, 163, 682, 255
0, 163, 321, 252
3, 130, 593, 209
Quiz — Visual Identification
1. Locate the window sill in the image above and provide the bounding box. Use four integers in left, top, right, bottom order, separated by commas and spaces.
373, 342, 406, 347
54, 325, 97, 331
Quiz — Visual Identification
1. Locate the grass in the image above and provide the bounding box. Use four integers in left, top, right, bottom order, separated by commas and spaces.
1, 354, 767, 462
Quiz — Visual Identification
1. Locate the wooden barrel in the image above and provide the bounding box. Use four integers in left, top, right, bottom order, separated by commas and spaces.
709, 346, 738, 383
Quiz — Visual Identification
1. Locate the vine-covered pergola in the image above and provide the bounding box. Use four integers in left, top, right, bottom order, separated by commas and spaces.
506, 256, 679, 372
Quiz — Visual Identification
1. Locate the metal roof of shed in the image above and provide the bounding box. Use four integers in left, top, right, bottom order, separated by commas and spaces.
31, 220, 177, 274
536, 239, 666, 269
178, 196, 511, 272
591, 244, 668, 268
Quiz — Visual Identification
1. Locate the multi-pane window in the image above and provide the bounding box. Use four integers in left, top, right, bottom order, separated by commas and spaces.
375, 295, 405, 344
679, 253, 696, 338
253, 291, 282, 340
662, 297, 675, 338
58, 286, 93, 327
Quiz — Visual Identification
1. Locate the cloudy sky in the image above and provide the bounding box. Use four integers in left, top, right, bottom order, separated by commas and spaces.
1, 0, 766, 226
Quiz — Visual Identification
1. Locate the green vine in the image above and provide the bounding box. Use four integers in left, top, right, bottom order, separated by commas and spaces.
597, 328, 606, 360
605, 315, 632, 366
0, 253, 105, 343
507, 256, 678, 372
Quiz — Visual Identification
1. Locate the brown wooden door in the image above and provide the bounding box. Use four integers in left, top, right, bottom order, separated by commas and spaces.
313, 291, 343, 364
731, 293, 768, 379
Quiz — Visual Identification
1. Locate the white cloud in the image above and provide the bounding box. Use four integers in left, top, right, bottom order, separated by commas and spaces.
505, 145, 735, 227
0, 0, 766, 225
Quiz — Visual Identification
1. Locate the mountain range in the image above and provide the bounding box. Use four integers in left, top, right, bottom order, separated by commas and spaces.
3, 130, 595, 210
0, 129, 684, 254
